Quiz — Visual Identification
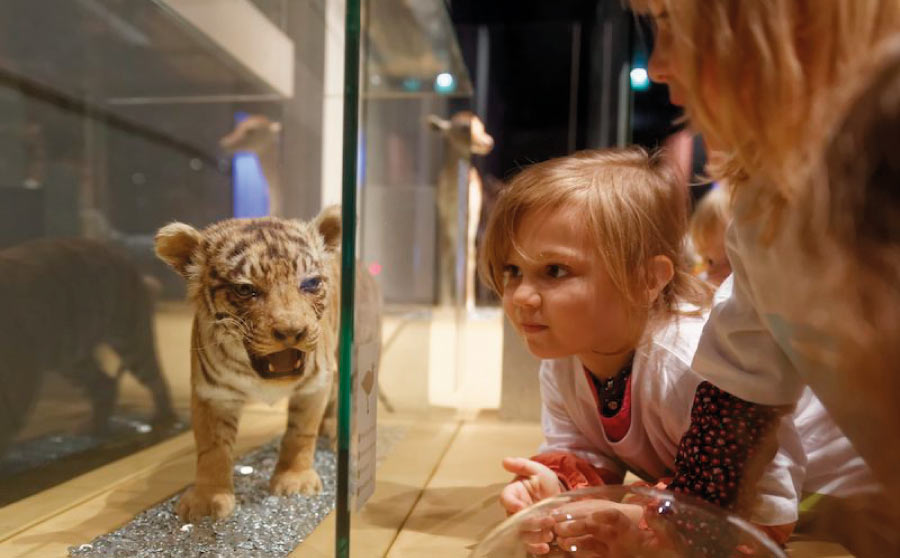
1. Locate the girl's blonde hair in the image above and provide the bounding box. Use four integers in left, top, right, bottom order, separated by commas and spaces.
689, 184, 731, 256
479, 147, 712, 321
630, 0, 900, 205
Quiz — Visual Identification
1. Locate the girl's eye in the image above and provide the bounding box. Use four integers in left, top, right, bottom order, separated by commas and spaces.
502, 265, 521, 285
232, 284, 258, 298
301, 276, 322, 293
546, 265, 569, 279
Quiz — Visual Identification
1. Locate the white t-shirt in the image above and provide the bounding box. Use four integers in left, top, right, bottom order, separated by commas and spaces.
538, 310, 877, 526
691, 181, 826, 405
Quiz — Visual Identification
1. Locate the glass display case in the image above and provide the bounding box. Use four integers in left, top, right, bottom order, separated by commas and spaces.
0, 1, 505, 557
0, 2, 869, 558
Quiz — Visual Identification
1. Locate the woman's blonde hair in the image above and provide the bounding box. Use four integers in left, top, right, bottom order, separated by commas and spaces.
789, 38, 900, 517
479, 147, 712, 321
689, 184, 731, 256
630, 0, 900, 205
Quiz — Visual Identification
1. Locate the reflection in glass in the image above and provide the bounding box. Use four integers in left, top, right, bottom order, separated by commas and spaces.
0, 0, 299, 506
472, 486, 787, 558
0, 238, 181, 505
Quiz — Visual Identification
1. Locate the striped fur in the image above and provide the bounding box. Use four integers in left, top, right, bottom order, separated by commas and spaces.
155, 207, 342, 521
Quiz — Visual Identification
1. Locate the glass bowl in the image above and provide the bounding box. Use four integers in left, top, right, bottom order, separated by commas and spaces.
470, 485, 787, 558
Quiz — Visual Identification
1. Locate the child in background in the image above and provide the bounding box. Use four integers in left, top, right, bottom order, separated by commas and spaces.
689, 184, 731, 286
480, 148, 877, 555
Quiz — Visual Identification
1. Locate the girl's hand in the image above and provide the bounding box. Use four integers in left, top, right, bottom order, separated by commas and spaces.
551, 501, 657, 558
500, 457, 564, 555
500, 457, 563, 515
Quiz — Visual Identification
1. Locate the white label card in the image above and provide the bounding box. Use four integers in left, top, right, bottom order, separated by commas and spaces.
352, 338, 379, 511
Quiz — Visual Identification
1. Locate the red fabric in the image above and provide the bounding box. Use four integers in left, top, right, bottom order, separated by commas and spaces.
582, 368, 633, 442
600, 377, 633, 441
531, 451, 623, 490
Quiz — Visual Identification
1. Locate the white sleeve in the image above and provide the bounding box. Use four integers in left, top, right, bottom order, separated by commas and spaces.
537, 360, 626, 478
691, 225, 806, 405
749, 414, 806, 526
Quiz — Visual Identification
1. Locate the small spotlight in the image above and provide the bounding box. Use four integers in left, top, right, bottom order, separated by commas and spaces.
434, 72, 456, 94
630, 67, 650, 91
368, 262, 383, 276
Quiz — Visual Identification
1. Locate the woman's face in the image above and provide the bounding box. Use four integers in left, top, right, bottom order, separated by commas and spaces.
646, 0, 725, 149
647, 0, 687, 106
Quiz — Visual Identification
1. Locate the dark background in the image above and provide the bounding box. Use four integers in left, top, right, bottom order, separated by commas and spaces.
448, 0, 690, 183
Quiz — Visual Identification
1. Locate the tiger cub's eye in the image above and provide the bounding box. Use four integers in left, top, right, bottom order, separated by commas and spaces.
300, 276, 322, 293
232, 284, 258, 298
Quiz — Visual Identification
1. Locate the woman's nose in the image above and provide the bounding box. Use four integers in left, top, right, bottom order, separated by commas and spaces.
647, 42, 670, 85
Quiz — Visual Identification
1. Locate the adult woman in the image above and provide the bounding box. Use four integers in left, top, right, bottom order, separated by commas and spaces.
619, 1, 900, 553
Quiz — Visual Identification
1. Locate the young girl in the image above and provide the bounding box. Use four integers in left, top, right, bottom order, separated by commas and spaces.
481, 148, 876, 555
689, 184, 731, 286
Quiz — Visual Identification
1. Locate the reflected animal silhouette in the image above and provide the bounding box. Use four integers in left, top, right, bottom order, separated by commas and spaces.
0, 238, 176, 456
219, 115, 283, 216
429, 111, 494, 309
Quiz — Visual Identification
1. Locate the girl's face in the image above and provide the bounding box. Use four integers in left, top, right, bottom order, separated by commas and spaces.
501, 205, 635, 363
698, 228, 731, 286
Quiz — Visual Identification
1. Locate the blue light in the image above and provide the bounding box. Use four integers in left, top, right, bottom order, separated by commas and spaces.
402, 78, 422, 92
630, 67, 650, 91
233, 153, 269, 218
231, 111, 270, 217
434, 72, 456, 94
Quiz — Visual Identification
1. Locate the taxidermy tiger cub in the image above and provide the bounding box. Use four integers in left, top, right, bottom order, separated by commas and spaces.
155, 206, 354, 521
0, 238, 176, 457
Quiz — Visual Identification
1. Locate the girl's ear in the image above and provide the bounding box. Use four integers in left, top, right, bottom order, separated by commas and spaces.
646, 255, 675, 304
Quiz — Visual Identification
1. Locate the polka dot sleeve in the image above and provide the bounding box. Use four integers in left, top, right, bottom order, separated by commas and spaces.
659, 382, 789, 556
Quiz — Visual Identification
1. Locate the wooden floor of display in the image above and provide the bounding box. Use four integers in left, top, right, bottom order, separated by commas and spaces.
0, 304, 856, 557
0, 410, 854, 558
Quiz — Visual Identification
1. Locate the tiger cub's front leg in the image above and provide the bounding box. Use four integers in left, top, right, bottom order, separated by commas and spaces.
270, 385, 330, 495
178, 394, 243, 521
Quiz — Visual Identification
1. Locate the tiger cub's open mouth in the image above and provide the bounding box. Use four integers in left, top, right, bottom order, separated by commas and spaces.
248, 347, 306, 380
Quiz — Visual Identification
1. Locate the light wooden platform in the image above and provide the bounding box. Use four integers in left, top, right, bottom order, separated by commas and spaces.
0, 304, 855, 558
0, 412, 854, 558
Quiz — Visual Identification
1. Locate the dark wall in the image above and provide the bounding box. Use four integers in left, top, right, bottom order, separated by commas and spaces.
452, 0, 601, 183
451, 0, 686, 176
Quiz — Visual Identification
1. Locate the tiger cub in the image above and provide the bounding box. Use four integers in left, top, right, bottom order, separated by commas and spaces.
0, 238, 175, 456
155, 207, 343, 521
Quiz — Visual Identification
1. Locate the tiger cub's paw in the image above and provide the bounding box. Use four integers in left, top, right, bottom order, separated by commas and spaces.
177, 487, 235, 521
270, 469, 323, 496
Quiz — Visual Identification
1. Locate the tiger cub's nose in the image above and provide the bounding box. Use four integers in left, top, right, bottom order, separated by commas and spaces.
273, 327, 306, 343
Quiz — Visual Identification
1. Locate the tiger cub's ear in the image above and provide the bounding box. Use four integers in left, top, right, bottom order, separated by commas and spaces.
314, 204, 342, 252
155, 222, 202, 278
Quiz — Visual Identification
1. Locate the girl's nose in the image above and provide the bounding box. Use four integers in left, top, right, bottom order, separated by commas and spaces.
511, 281, 541, 308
